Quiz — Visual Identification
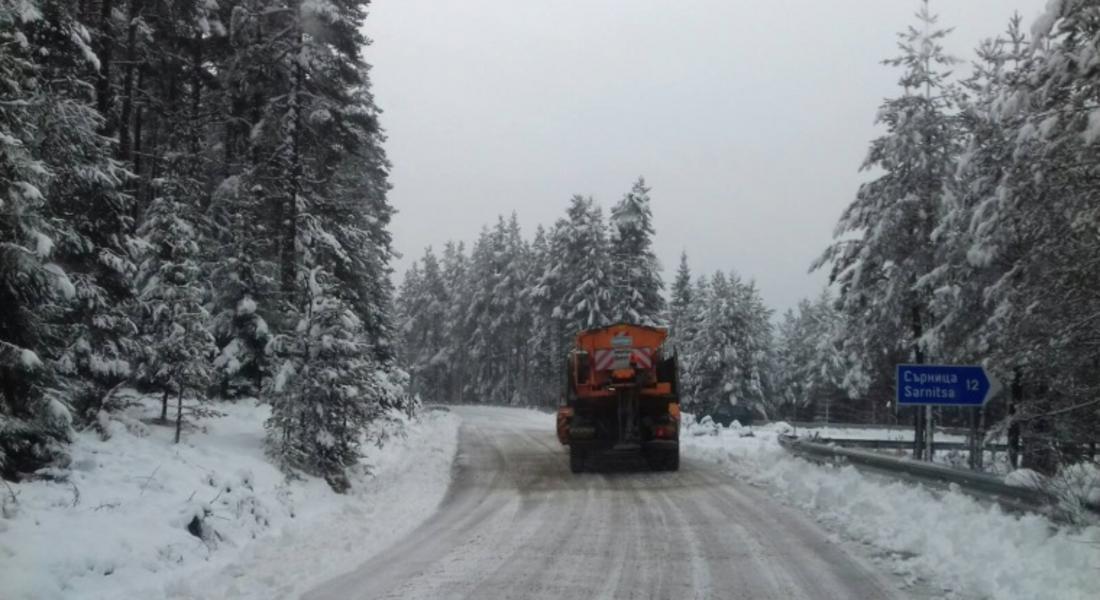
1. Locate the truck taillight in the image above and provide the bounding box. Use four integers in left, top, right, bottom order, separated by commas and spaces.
668, 402, 680, 421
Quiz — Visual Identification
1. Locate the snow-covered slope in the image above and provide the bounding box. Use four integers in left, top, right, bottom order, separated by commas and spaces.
682, 419, 1100, 600
0, 397, 460, 600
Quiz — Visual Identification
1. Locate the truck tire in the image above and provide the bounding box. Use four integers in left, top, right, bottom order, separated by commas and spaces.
569, 445, 586, 473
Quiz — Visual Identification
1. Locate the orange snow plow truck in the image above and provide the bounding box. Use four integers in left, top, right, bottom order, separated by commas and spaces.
556, 323, 681, 473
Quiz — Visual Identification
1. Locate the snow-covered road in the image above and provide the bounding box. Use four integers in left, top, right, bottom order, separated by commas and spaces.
303, 406, 905, 600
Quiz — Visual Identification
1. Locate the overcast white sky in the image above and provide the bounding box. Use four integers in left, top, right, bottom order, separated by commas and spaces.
363, 0, 1045, 313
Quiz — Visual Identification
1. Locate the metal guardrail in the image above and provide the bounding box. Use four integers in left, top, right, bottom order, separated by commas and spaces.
809, 437, 1009, 452
777, 434, 1059, 516
788, 421, 972, 437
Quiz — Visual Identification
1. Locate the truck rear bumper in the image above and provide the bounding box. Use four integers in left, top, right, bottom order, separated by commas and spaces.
643, 440, 679, 451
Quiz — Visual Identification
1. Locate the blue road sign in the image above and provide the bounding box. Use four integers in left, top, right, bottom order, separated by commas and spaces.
896, 364, 1000, 407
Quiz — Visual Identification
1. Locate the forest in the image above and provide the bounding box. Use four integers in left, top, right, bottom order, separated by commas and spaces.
395, 179, 775, 416
398, 4, 1100, 475
0, 0, 406, 491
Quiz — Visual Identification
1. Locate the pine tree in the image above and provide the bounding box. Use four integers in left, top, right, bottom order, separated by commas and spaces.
135, 180, 215, 441
440, 241, 471, 403
925, 16, 1028, 366
209, 178, 276, 399
685, 272, 773, 418
267, 267, 384, 492
773, 291, 847, 420
526, 224, 567, 407
667, 251, 694, 351
397, 249, 450, 403
814, 1, 961, 416
678, 275, 710, 409
500, 214, 532, 404
967, 3, 1100, 469
1, 1, 131, 474
560, 195, 613, 333
34, 3, 138, 421
608, 177, 664, 325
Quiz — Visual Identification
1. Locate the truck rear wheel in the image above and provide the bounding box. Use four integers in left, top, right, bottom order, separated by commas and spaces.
569, 445, 586, 473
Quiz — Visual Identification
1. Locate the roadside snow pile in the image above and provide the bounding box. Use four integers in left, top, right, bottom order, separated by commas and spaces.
0, 396, 460, 600
682, 421, 1100, 600
1004, 464, 1100, 522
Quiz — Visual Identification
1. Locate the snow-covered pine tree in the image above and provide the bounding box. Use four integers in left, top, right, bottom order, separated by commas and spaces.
397, 249, 450, 403
0, 0, 88, 476
207, 1, 284, 381
730, 276, 774, 418
135, 177, 216, 442
924, 16, 1028, 367
814, 1, 961, 427
967, 3, 1100, 469
775, 304, 812, 418
209, 179, 275, 399
460, 217, 532, 405
684, 272, 774, 419
525, 224, 565, 407
667, 251, 694, 352
323, 72, 401, 369
677, 274, 710, 409
22, 3, 140, 423
773, 291, 847, 420
499, 214, 533, 405
440, 241, 472, 403
267, 267, 384, 493
684, 272, 732, 415
560, 195, 613, 333
608, 177, 664, 325
461, 225, 500, 404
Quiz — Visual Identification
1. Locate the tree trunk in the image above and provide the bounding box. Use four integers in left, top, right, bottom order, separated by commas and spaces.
132, 66, 146, 203
1008, 368, 1022, 469
190, 32, 205, 199
968, 406, 983, 470
280, 27, 305, 296
174, 388, 183, 444
117, 0, 143, 162
95, 0, 115, 134
911, 304, 927, 460
1022, 382, 1057, 475
160, 389, 168, 422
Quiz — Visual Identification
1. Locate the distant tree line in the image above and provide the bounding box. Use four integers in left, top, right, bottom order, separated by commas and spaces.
807, 1, 1100, 473
396, 178, 776, 418
0, 0, 407, 491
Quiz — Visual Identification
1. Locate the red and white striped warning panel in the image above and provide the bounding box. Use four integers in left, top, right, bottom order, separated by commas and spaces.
594, 349, 618, 370
632, 347, 654, 369
594, 347, 655, 370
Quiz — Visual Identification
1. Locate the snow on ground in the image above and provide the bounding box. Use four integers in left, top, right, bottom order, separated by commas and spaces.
0, 395, 460, 600
682, 417, 1100, 600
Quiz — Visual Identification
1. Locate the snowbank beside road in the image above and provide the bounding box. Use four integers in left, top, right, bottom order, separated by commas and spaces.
682, 419, 1100, 600
0, 397, 460, 600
